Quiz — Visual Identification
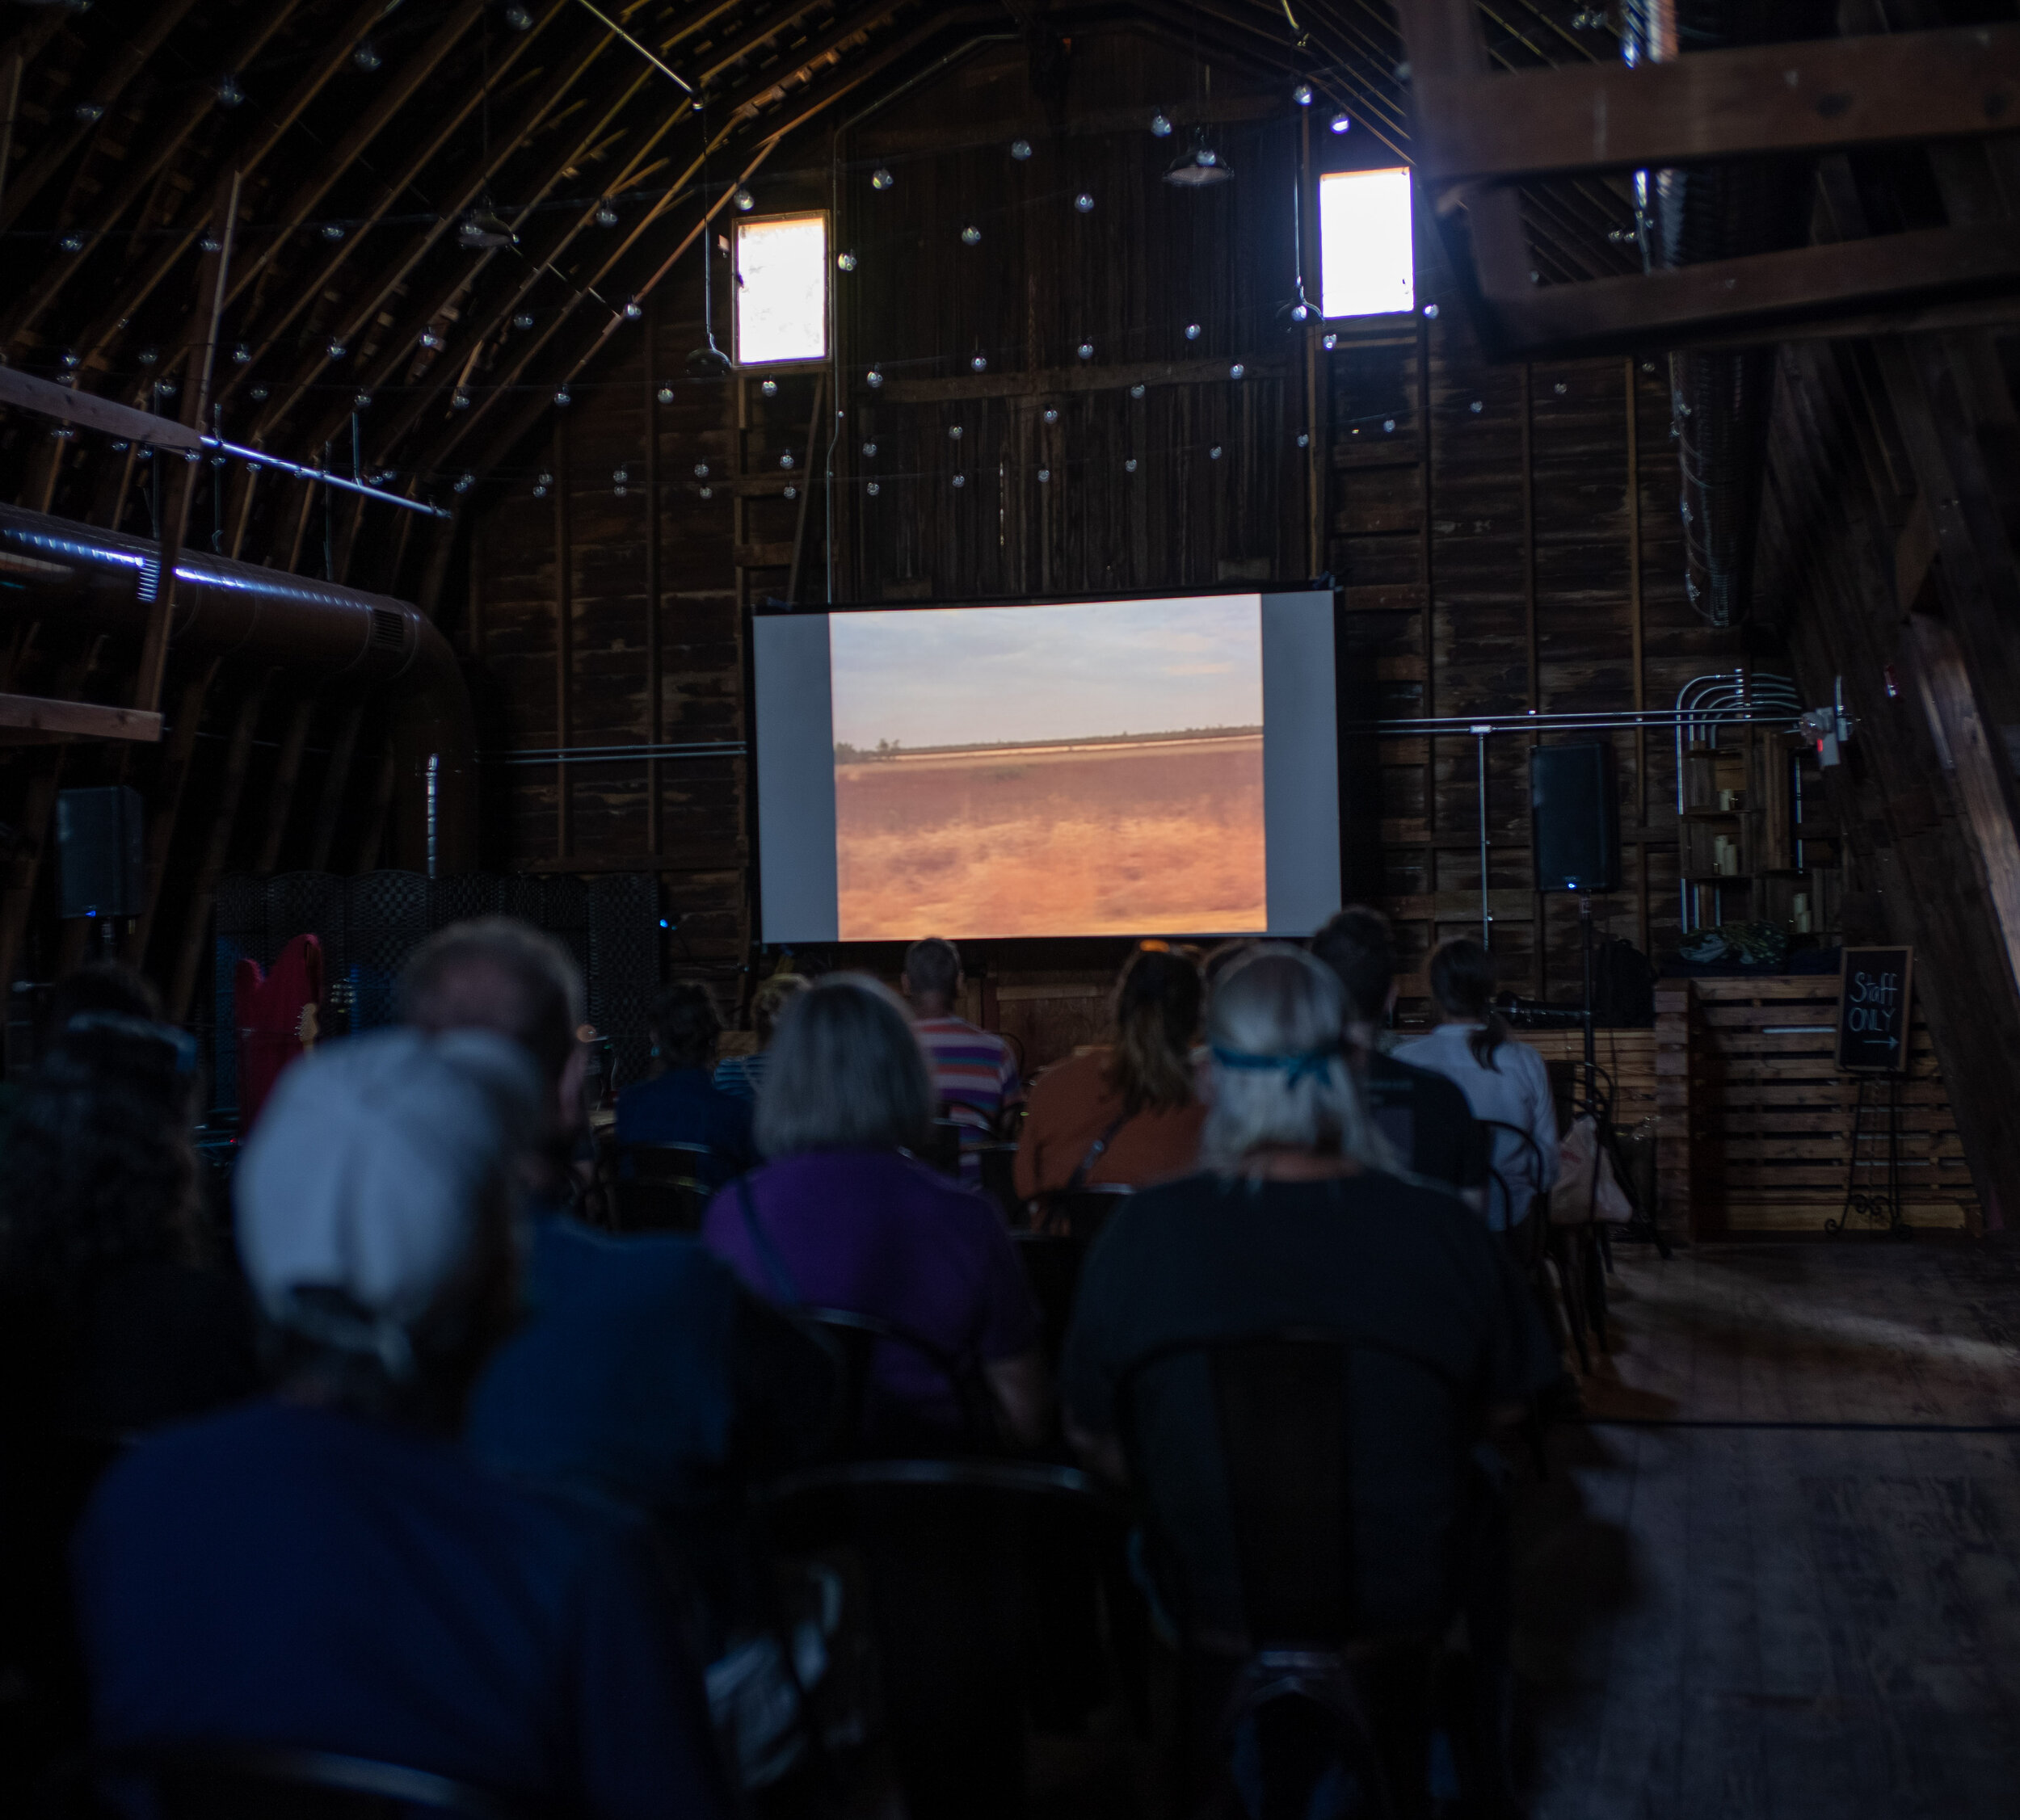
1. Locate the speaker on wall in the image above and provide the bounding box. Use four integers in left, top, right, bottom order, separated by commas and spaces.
56, 786, 145, 920
1530, 743, 1618, 893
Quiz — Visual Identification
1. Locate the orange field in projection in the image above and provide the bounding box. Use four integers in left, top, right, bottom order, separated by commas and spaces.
835, 733, 1265, 939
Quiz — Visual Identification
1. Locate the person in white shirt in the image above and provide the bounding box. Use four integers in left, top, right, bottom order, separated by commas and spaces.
1395, 938, 1559, 1233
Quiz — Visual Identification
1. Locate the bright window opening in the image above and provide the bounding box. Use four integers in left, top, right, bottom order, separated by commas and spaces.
1319, 169, 1415, 319
734, 213, 828, 364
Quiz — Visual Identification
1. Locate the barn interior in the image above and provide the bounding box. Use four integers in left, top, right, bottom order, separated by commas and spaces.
2, 1, 2020, 1815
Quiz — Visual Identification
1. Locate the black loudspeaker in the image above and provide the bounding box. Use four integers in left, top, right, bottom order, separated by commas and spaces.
56, 786, 144, 919
1530, 743, 1618, 893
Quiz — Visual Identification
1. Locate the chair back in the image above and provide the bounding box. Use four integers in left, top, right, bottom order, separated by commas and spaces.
920, 1118, 965, 1178
1114, 1330, 1468, 1654
975, 1142, 1022, 1221
759, 1459, 1132, 1820
1475, 1118, 1545, 1238
1010, 1231, 1083, 1372
103, 1742, 545, 1819
1049, 1182, 1133, 1243
610, 1141, 717, 1234
797, 1306, 999, 1456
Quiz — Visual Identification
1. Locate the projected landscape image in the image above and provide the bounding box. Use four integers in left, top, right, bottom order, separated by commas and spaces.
831, 595, 1265, 939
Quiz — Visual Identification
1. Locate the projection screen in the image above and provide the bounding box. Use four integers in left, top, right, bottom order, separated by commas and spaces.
755, 591, 1339, 944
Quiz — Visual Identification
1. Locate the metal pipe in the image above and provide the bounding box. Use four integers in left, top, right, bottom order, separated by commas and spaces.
492, 740, 747, 764
200, 436, 452, 519
426, 750, 440, 880
0, 503, 478, 872
1476, 730, 1491, 948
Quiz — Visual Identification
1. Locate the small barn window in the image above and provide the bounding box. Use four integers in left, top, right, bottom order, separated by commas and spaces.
734, 213, 828, 364
1319, 169, 1415, 319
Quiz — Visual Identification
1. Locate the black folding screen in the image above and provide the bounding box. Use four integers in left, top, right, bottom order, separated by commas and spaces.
214, 871, 662, 1116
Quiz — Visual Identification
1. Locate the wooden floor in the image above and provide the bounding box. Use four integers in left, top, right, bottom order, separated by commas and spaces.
1518, 1237, 2020, 1819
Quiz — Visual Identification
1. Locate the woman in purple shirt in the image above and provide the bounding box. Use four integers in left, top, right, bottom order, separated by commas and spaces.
701, 975, 1046, 1449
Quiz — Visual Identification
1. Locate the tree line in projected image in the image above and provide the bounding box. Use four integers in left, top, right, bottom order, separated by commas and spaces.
833, 724, 1261, 763
828, 596, 1268, 940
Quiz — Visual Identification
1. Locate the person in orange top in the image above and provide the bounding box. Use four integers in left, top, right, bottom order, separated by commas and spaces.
1014, 945, 1207, 1204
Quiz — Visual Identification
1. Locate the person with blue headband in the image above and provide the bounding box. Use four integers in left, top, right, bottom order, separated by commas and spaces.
1061, 944, 1556, 1818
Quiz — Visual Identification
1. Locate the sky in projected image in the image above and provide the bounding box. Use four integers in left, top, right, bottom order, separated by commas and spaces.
830, 595, 1261, 750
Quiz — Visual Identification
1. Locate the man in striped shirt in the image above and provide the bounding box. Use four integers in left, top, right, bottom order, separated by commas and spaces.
903, 936, 1022, 1184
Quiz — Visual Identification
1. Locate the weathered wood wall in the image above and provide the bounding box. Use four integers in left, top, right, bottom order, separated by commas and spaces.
466, 28, 1798, 1040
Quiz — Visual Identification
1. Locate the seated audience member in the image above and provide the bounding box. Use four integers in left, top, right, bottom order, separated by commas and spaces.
1014, 944, 1206, 1203
703, 975, 1046, 1450
713, 972, 808, 1102
903, 935, 1023, 1181
1396, 937, 1559, 1230
403, 923, 831, 1644
0, 987, 259, 1803
616, 983, 756, 1185
1060, 948, 1555, 1808
1310, 906, 1490, 1204
74, 1028, 732, 1820
0, 1003, 257, 1440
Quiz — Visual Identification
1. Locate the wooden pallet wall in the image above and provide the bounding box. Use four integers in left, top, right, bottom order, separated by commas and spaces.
1657, 976, 1978, 1237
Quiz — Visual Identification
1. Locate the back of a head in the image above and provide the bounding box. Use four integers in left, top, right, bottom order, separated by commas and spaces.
1201, 938, 1258, 995
649, 982, 722, 1071
1310, 906, 1398, 1028
1427, 936, 1507, 1070
236, 1027, 545, 1412
751, 973, 809, 1047
754, 974, 932, 1159
45, 962, 162, 1044
1201, 945, 1386, 1171
0, 1017, 202, 1297
903, 936, 960, 1003
400, 918, 583, 1087
1109, 947, 1203, 1113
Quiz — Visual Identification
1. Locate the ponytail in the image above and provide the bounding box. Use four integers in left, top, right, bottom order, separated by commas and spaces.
1426, 937, 1509, 1074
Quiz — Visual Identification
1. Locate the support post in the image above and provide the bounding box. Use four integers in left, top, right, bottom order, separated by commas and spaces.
137, 168, 240, 715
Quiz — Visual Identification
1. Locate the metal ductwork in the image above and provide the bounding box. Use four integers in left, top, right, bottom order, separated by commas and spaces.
0, 504, 475, 872
1627, 0, 1838, 628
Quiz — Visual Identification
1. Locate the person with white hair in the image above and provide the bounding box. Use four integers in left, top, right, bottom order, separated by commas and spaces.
1059, 946, 1555, 1806
72, 1028, 732, 1820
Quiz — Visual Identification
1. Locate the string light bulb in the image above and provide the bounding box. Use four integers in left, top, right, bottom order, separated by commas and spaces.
761, 378, 778, 397
961, 225, 981, 246
1150, 112, 1173, 137
866, 481, 880, 496
656, 385, 675, 404
837, 250, 857, 271
623, 298, 642, 320
595, 199, 618, 227
351, 39, 381, 70
1074, 192, 1094, 213
1185, 322, 1201, 341
732, 187, 755, 212
452, 390, 470, 410
970, 354, 987, 372
322, 221, 345, 241
217, 74, 244, 108
871, 167, 894, 190
1076, 342, 1094, 360
1330, 111, 1351, 134
866, 367, 884, 388
553, 387, 571, 406
1293, 82, 1313, 105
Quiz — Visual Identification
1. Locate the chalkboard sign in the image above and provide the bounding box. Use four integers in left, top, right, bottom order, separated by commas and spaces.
1837, 947, 1913, 1073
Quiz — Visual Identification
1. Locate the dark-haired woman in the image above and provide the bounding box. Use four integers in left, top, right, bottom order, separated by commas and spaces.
0, 1014, 258, 1435
1395, 936, 1559, 1230
1013, 946, 1207, 1202
0, 1009, 258, 1801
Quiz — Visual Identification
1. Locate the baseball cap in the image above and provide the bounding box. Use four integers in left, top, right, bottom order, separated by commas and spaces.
234, 1026, 545, 1372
